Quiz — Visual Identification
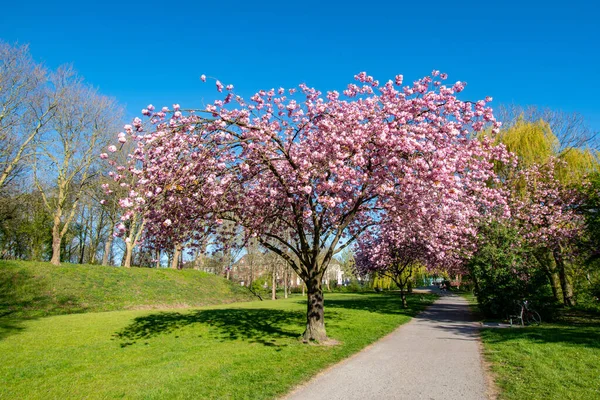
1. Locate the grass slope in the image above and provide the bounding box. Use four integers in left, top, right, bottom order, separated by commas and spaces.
0, 260, 254, 320
0, 292, 436, 399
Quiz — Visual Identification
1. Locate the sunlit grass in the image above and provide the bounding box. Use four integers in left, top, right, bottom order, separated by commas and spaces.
0, 292, 436, 399
480, 309, 600, 399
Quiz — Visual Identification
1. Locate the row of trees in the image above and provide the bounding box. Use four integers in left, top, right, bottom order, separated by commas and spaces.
0, 42, 249, 274
465, 114, 599, 317
0, 42, 125, 265
355, 106, 599, 317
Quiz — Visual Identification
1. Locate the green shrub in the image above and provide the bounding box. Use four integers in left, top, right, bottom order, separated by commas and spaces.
467, 221, 557, 319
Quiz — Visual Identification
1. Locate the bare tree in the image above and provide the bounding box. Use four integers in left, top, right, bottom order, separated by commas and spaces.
0, 42, 58, 190
34, 68, 122, 265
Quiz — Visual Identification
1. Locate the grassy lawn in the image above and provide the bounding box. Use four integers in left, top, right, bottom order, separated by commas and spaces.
0, 292, 436, 399
0, 260, 254, 320
475, 301, 600, 399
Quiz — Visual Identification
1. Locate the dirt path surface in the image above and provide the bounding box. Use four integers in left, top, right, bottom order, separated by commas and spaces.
284, 292, 490, 400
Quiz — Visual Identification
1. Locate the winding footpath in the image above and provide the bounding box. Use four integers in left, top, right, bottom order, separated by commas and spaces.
284, 291, 491, 400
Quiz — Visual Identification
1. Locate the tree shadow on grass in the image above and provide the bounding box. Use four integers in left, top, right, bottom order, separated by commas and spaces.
114, 308, 305, 348
322, 292, 435, 317
0, 318, 25, 341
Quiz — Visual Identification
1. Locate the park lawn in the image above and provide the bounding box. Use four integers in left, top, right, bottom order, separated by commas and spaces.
0, 292, 436, 399
480, 311, 600, 399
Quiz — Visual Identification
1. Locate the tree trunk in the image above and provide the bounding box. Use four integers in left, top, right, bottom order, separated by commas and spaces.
535, 248, 562, 302
546, 268, 561, 302
171, 245, 181, 269
272, 269, 277, 300
553, 247, 575, 306
400, 286, 407, 308
407, 280, 413, 294
194, 250, 202, 270
101, 235, 114, 266
50, 213, 62, 265
303, 274, 327, 341
155, 249, 161, 268
50, 234, 62, 265
284, 264, 288, 299
78, 229, 87, 264
123, 241, 134, 268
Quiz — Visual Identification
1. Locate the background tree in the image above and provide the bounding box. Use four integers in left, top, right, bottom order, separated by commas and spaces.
0, 42, 57, 191
34, 68, 122, 265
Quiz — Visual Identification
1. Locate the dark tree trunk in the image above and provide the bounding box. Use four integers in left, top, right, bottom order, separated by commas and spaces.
283, 264, 289, 299
553, 247, 575, 306
535, 248, 562, 302
303, 273, 327, 341
400, 286, 407, 308
271, 268, 277, 300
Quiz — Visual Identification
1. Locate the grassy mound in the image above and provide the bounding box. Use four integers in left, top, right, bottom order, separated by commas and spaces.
0, 260, 254, 319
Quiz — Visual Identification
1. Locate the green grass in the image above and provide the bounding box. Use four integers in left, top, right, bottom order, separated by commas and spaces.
0, 260, 254, 320
0, 292, 436, 399
478, 303, 600, 399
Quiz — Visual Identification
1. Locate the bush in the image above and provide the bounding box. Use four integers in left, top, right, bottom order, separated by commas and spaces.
467, 221, 557, 319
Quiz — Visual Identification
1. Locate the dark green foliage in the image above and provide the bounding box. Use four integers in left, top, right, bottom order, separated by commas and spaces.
576, 172, 600, 311
467, 221, 554, 319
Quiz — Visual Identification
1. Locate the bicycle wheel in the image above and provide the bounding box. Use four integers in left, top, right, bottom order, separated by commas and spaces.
525, 310, 541, 326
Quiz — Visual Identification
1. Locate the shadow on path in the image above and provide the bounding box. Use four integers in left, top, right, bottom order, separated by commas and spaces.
114, 308, 305, 348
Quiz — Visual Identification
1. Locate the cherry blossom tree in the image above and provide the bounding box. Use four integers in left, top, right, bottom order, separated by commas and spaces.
354, 164, 507, 307
107, 71, 508, 341
509, 159, 586, 306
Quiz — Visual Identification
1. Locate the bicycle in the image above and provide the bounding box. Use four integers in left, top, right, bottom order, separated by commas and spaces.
509, 300, 541, 327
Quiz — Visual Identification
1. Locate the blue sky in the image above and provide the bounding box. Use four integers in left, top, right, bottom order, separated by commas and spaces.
2, 0, 599, 133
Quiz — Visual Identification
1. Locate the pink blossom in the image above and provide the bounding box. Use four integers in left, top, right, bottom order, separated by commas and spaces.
200, 74, 206, 82
108, 145, 117, 152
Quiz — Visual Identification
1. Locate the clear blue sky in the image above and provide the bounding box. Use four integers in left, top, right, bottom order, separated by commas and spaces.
2, 0, 599, 132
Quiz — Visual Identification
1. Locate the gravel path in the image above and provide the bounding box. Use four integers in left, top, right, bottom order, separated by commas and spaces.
284, 292, 489, 400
